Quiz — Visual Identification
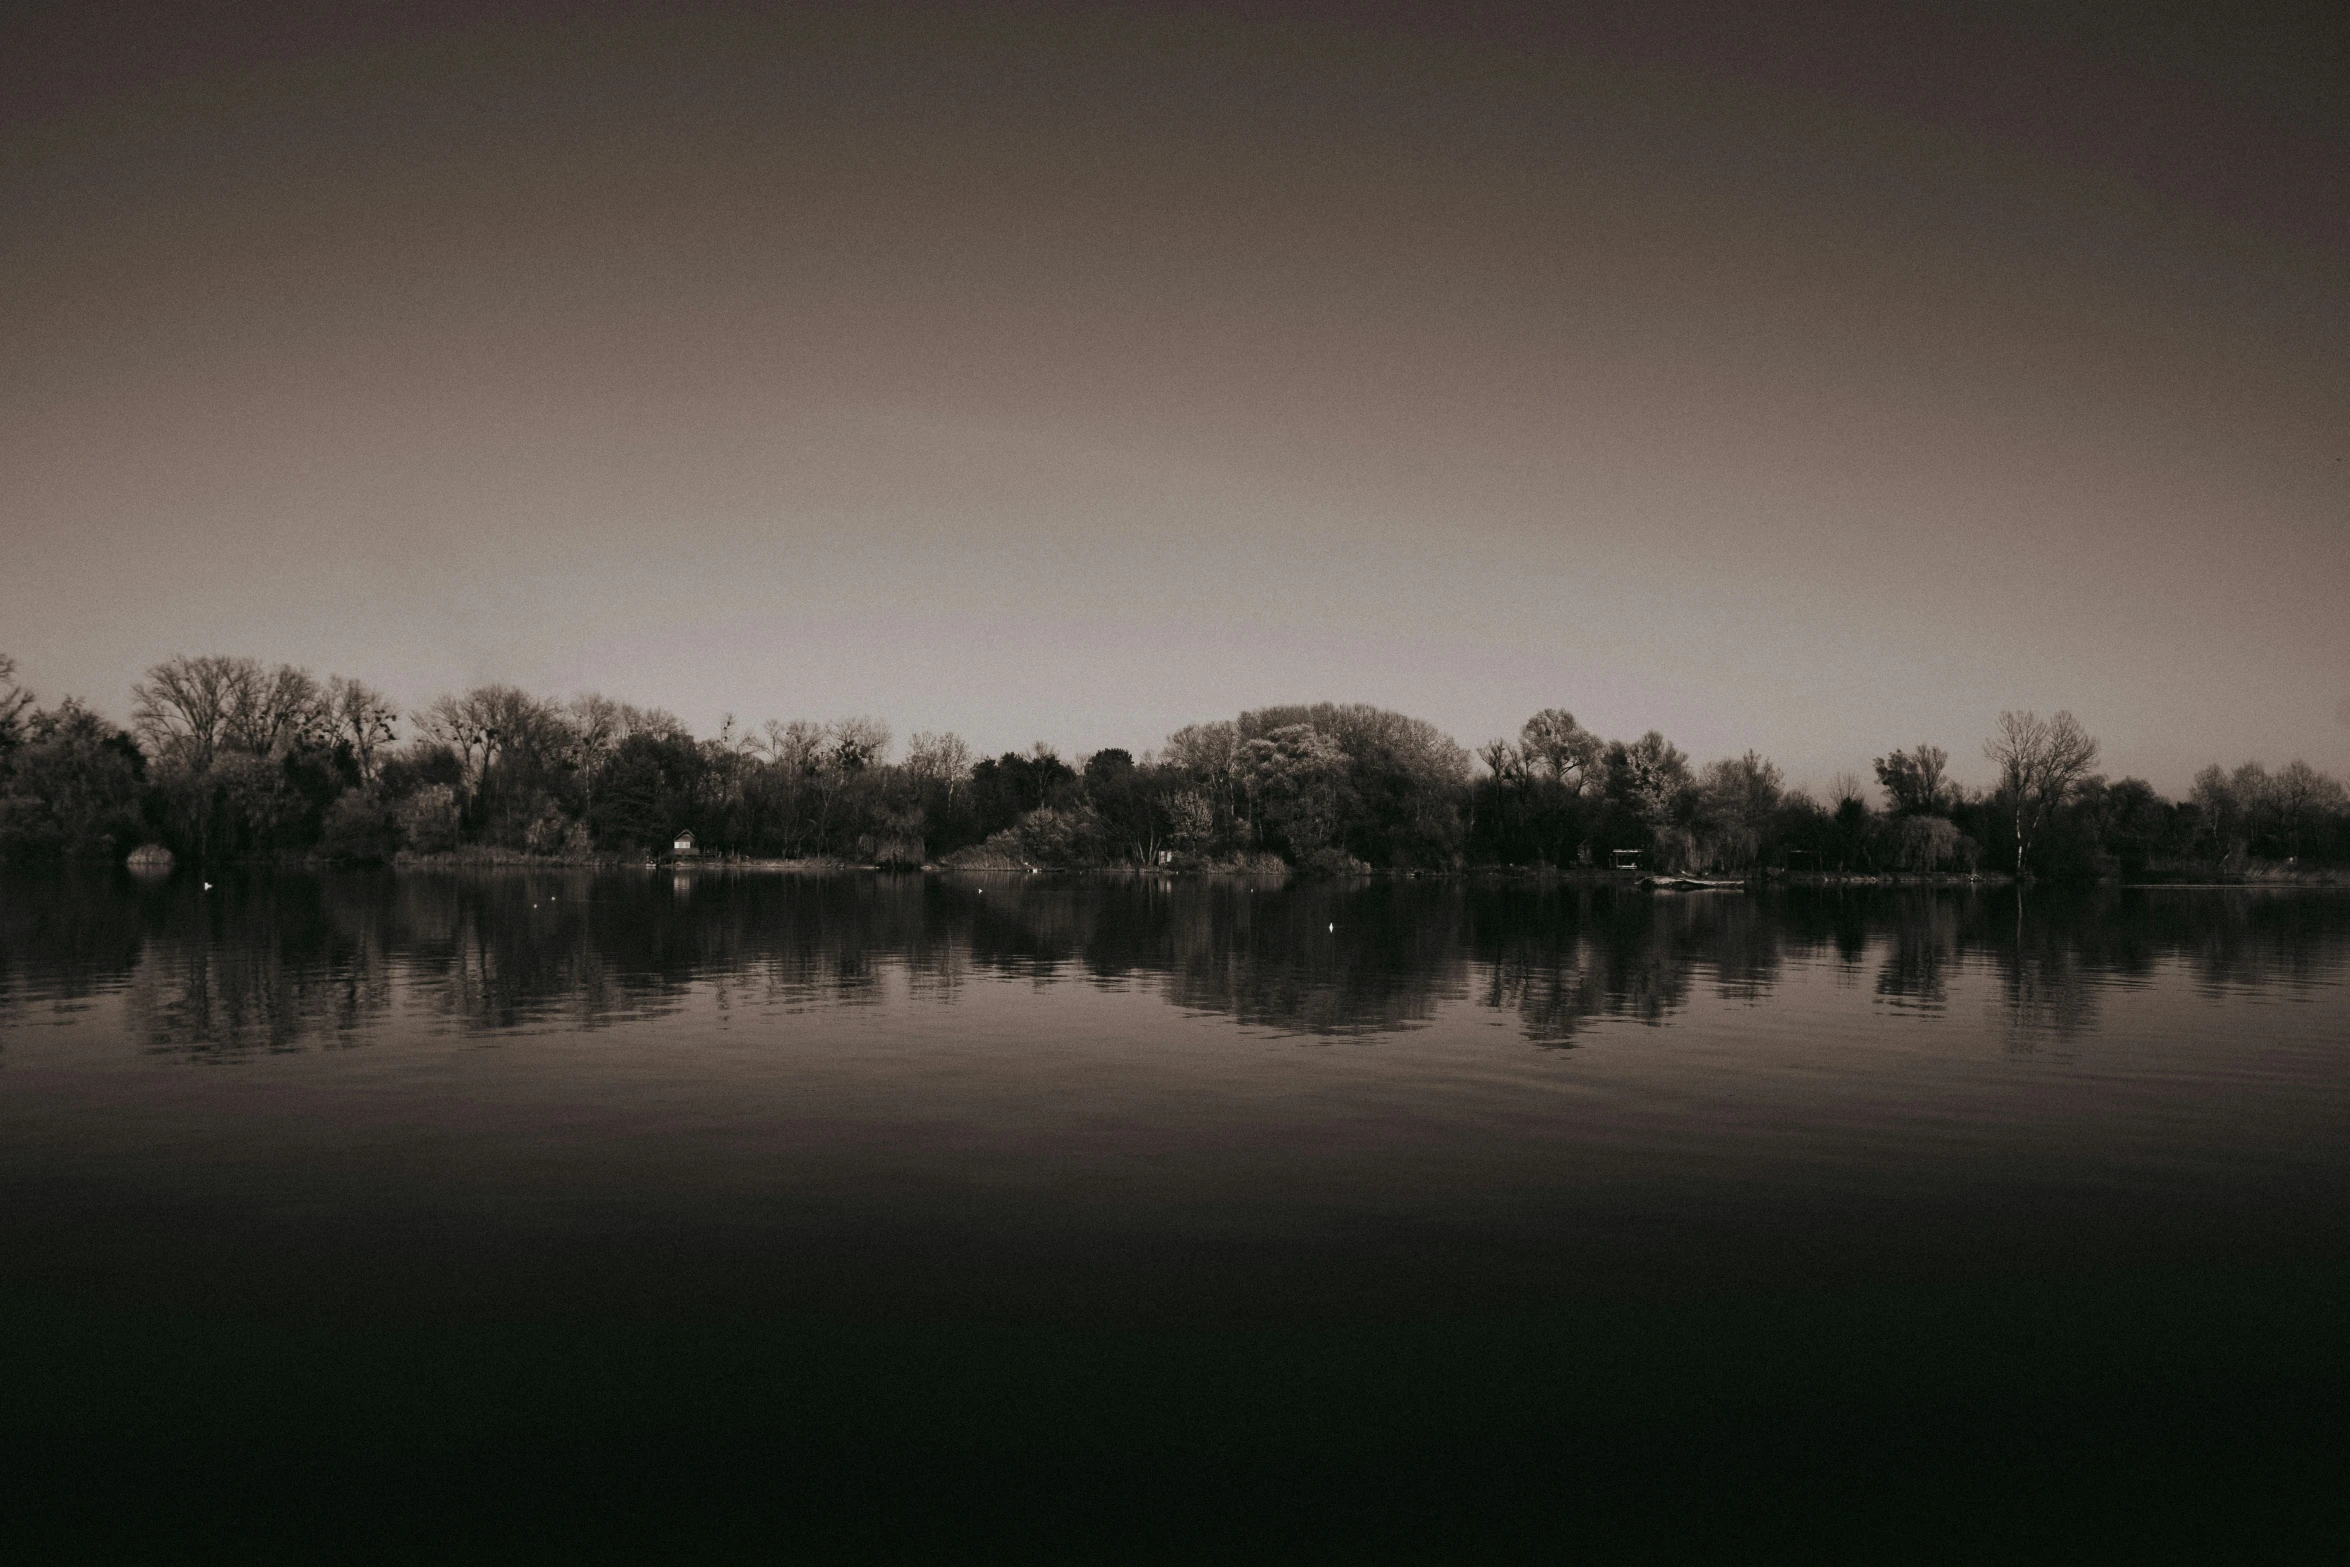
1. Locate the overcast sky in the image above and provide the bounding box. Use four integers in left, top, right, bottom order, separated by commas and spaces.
6, 0, 2345, 791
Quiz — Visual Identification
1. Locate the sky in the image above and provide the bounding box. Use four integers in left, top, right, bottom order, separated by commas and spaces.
5, 0, 2346, 793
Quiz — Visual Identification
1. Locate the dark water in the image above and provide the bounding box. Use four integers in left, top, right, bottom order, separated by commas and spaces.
4, 869, 2348, 1560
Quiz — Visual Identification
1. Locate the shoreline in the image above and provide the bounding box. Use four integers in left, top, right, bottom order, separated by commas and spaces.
64, 855, 2350, 890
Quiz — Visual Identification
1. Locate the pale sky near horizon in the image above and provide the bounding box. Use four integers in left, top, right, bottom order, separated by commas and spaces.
6, 0, 2346, 794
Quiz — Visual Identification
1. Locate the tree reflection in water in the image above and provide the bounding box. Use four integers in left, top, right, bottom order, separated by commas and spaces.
1873, 894, 1966, 1015
2, 869, 2345, 1058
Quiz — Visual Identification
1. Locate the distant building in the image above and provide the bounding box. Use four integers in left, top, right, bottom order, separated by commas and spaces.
1612, 848, 1643, 872
673, 829, 698, 858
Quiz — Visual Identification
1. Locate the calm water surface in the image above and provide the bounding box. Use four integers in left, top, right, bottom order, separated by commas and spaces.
4, 870, 2347, 1559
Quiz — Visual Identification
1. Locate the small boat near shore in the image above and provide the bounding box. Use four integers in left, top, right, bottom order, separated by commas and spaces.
1637, 875, 1747, 891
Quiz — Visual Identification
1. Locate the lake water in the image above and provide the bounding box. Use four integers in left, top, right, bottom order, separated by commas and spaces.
4, 869, 2348, 1560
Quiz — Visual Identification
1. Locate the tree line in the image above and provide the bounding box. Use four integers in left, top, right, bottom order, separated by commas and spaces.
2, 652, 2345, 876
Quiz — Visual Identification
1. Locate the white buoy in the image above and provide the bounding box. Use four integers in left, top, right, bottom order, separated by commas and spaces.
1328, 922, 1335, 931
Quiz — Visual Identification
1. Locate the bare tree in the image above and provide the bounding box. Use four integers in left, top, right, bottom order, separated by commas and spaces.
415, 685, 554, 798
415, 692, 493, 795
0, 654, 32, 751
323, 676, 399, 783
132, 655, 322, 766
555, 694, 680, 823
1477, 737, 1526, 783
1911, 744, 1950, 809
713, 713, 758, 759
762, 719, 828, 774
906, 731, 974, 807
2187, 764, 2238, 854
1983, 710, 2099, 873
224, 664, 324, 759
1165, 721, 1237, 780
565, 693, 624, 774
830, 717, 892, 773
2229, 762, 2275, 848
1698, 750, 1783, 869
2272, 760, 2346, 858
132, 654, 246, 769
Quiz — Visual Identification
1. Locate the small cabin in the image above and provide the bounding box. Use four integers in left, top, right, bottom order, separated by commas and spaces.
1611, 848, 1643, 872
672, 829, 699, 858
